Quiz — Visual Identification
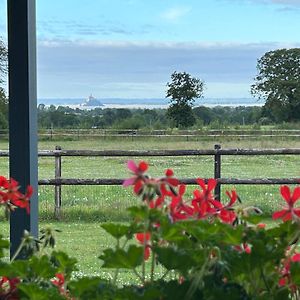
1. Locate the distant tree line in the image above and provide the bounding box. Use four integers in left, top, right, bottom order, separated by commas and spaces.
36, 104, 264, 130
0, 35, 300, 130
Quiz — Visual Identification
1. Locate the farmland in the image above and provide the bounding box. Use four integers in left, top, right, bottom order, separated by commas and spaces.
0, 134, 300, 278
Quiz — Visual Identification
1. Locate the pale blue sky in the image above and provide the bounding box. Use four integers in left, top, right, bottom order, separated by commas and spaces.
0, 0, 300, 98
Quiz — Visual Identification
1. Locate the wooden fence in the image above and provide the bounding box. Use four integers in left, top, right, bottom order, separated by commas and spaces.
1, 129, 300, 141
1, 144, 300, 219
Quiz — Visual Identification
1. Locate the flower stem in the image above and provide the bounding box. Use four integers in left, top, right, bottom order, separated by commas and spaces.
11, 239, 25, 261
150, 252, 155, 283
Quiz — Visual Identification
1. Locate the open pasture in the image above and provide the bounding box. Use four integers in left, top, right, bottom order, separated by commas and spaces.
1, 135, 299, 279
0, 136, 299, 220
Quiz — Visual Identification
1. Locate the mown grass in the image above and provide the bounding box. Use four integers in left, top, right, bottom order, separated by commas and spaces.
0, 136, 300, 221
0, 221, 171, 285
0, 135, 299, 277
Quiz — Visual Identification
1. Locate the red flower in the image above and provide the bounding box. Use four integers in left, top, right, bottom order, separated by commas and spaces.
135, 232, 151, 260
52, 273, 69, 297
165, 169, 174, 177
192, 179, 222, 218
292, 253, 300, 262
11, 185, 32, 214
149, 195, 165, 209
217, 190, 238, 224
164, 169, 179, 187
272, 186, 300, 221
234, 243, 251, 254
257, 223, 266, 229
0, 276, 20, 299
52, 273, 65, 287
169, 184, 193, 222
278, 256, 299, 292
0, 177, 21, 203
123, 160, 149, 194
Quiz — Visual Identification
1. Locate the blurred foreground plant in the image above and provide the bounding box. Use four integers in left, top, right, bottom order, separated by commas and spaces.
1, 164, 300, 299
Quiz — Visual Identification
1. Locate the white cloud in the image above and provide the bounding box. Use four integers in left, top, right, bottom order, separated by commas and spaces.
233, 0, 300, 9
37, 40, 300, 98
161, 6, 191, 22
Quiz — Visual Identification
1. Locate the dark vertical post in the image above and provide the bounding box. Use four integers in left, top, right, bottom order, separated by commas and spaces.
8, 0, 38, 258
214, 144, 221, 201
54, 146, 62, 219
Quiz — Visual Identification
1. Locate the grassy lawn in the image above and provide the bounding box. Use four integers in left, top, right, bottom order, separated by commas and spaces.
0, 135, 299, 276
1, 137, 299, 220
0, 221, 167, 285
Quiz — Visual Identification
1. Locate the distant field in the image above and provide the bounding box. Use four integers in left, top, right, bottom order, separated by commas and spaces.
1, 136, 299, 278
0, 137, 299, 220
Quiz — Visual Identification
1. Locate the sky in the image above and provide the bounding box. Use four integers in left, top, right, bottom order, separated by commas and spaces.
0, 0, 300, 99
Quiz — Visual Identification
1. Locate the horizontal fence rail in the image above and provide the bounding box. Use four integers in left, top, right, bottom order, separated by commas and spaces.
1, 145, 300, 219
38, 178, 300, 186
2, 128, 300, 141
2, 148, 300, 157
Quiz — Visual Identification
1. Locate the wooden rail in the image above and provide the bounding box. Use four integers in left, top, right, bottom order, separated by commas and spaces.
1, 128, 300, 141
1, 145, 300, 219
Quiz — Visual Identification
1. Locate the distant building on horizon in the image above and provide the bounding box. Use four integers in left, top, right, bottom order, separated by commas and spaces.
81, 94, 103, 107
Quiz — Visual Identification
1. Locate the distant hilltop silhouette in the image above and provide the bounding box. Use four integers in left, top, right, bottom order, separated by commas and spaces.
81, 94, 103, 107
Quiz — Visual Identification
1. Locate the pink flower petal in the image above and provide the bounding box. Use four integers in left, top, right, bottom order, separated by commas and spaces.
127, 160, 138, 173
122, 177, 135, 187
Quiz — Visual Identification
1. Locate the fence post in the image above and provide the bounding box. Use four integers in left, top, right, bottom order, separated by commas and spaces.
214, 144, 221, 201
54, 145, 62, 219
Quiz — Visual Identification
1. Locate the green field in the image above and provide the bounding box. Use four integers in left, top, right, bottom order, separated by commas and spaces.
1, 136, 300, 278
0, 137, 300, 220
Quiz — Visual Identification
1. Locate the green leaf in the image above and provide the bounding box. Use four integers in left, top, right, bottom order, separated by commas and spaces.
100, 245, 143, 269
127, 205, 149, 220
0, 234, 9, 258
101, 223, 131, 239
51, 251, 78, 278
222, 226, 244, 245
291, 262, 300, 286
155, 247, 195, 273
69, 277, 111, 297
29, 255, 57, 279
18, 283, 65, 300
243, 215, 266, 225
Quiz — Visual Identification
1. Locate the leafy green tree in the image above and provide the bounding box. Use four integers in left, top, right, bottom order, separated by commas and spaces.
0, 88, 8, 129
166, 71, 204, 128
0, 38, 8, 129
0, 38, 7, 85
193, 106, 215, 125
251, 48, 300, 122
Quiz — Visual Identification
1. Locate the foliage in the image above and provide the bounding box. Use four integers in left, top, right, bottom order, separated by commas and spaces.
0, 38, 8, 129
0, 37, 7, 85
37, 105, 265, 130
251, 48, 300, 122
0, 87, 8, 129
166, 71, 204, 128
1, 163, 300, 299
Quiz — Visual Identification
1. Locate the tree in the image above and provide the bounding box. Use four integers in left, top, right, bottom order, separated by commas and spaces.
0, 38, 8, 129
251, 48, 300, 122
0, 88, 8, 129
0, 38, 7, 85
166, 71, 204, 128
